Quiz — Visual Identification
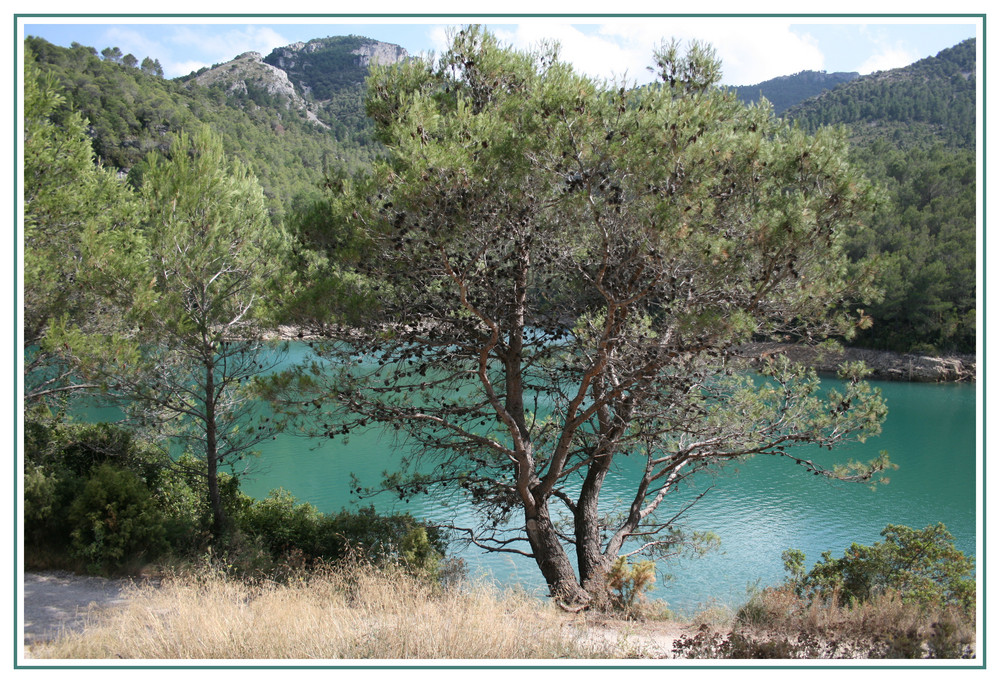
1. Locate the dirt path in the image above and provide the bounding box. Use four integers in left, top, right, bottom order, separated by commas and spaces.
564, 617, 696, 658
22, 571, 134, 646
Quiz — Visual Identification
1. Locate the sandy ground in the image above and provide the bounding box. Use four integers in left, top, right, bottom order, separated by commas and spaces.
563, 617, 696, 658
22, 571, 135, 646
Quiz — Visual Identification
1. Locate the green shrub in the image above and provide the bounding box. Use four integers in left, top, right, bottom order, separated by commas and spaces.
26, 418, 164, 481
238, 488, 331, 558
24, 418, 205, 569
788, 523, 975, 614
236, 489, 445, 574
67, 464, 168, 574
322, 504, 446, 569
22, 418, 447, 578
688, 524, 979, 659
23, 461, 78, 557
157, 453, 249, 552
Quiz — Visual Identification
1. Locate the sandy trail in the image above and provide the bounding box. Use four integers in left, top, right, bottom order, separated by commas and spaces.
22, 571, 133, 646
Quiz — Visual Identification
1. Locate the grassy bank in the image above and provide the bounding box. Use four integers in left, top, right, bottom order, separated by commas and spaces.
25, 563, 627, 659
25, 560, 976, 660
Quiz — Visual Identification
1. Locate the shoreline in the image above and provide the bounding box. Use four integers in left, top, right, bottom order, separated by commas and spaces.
735, 342, 975, 383
265, 327, 976, 383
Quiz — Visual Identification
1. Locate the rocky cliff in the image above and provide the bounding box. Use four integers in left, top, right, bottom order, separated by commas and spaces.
263, 36, 409, 102
185, 36, 409, 129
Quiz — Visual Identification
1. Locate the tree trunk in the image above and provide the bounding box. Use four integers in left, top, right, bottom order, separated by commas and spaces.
575, 457, 614, 605
204, 362, 228, 539
525, 500, 590, 605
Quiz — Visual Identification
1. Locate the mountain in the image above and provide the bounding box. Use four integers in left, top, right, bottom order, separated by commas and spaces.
263, 36, 408, 101
785, 38, 975, 149
731, 70, 859, 114
25, 35, 408, 221
782, 39, 977, 354
186, 50, 322, 125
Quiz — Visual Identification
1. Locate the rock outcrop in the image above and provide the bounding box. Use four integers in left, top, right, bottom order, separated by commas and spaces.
190, 50, 307, 109
736, 342, 975, 382
351, 41, 409, 68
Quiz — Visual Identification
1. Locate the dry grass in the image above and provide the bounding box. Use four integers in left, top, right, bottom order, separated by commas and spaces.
723, 586, 977, 659
26, 563, 622, 660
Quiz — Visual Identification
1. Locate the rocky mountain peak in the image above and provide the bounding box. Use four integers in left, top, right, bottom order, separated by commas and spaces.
263, 36, 409, 102
351, 41, 408, 68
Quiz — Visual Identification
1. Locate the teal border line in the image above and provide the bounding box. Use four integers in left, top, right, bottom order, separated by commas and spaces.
13, 12, 990, 18
981, 15, 987, 672
13, 11, 987, 671
12, 13, 19, 674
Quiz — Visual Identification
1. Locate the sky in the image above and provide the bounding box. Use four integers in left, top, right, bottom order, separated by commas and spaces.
20, 16, 979, 87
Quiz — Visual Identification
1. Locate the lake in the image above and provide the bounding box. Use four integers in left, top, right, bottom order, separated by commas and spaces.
232, 344, 978, 615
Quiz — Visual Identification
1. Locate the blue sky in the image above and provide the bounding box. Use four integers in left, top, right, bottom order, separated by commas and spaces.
20, 17, 979, 87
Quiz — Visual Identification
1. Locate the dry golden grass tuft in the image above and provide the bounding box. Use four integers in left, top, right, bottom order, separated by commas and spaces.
26, 563, 622, 660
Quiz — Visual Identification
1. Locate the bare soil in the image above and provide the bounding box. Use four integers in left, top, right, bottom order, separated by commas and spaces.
23, 571, 135, 646
562, 615, 699, 658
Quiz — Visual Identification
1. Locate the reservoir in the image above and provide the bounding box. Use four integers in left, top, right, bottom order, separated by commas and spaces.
233, 344, 978, 614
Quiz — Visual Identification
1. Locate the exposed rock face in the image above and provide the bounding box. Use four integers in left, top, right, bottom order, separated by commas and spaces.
185, 36, 410, 130
264, 41, 312, 72
267, 37, 408, 72
351, 41, 409, 67
264, 37, 409, 102
736, 343, 976, 382
191, 50, 305, 107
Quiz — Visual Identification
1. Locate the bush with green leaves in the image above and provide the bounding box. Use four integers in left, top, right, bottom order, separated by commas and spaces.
784, 523, 975, 614
682, 524, 979, 659
23, 417, 450, 577
67, 464, 168, 574
23, 418, 204, 570
25, 417, 164, 478
237, 489, 445, 574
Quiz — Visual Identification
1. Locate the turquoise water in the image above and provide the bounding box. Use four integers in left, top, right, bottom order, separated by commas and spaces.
228, 345, 978, 614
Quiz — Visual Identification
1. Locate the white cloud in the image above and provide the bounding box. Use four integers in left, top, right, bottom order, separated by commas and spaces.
101, 27, 161, 60
425, 19, 827, 87
857, 46, 921, 75
591, 19, 827, 86
427, 25, 452, 56
171, 60, 213, 78
172, 26, 288, 59
493, 23, 647, 84
162, 25, 291, 77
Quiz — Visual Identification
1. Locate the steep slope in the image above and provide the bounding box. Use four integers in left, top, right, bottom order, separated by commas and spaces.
24, 36, 406, 221
264, 36, 409, 147
783, 39, 977, 354
732, 70, 859, 114
263, 36, 408, 101
188, 50, 329, 128
786, 38, 975, 149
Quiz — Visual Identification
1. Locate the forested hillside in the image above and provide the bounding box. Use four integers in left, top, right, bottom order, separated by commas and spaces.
24, 36, 383, 222
785, 39, 976, 353
788, 39, 975, 148
23, 34, 977, 355
732, 70, 859, 114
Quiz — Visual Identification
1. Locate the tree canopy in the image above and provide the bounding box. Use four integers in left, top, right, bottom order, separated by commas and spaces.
23, 48, 136, 406
52, 128, 292, 537
272, 28, 891, 605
